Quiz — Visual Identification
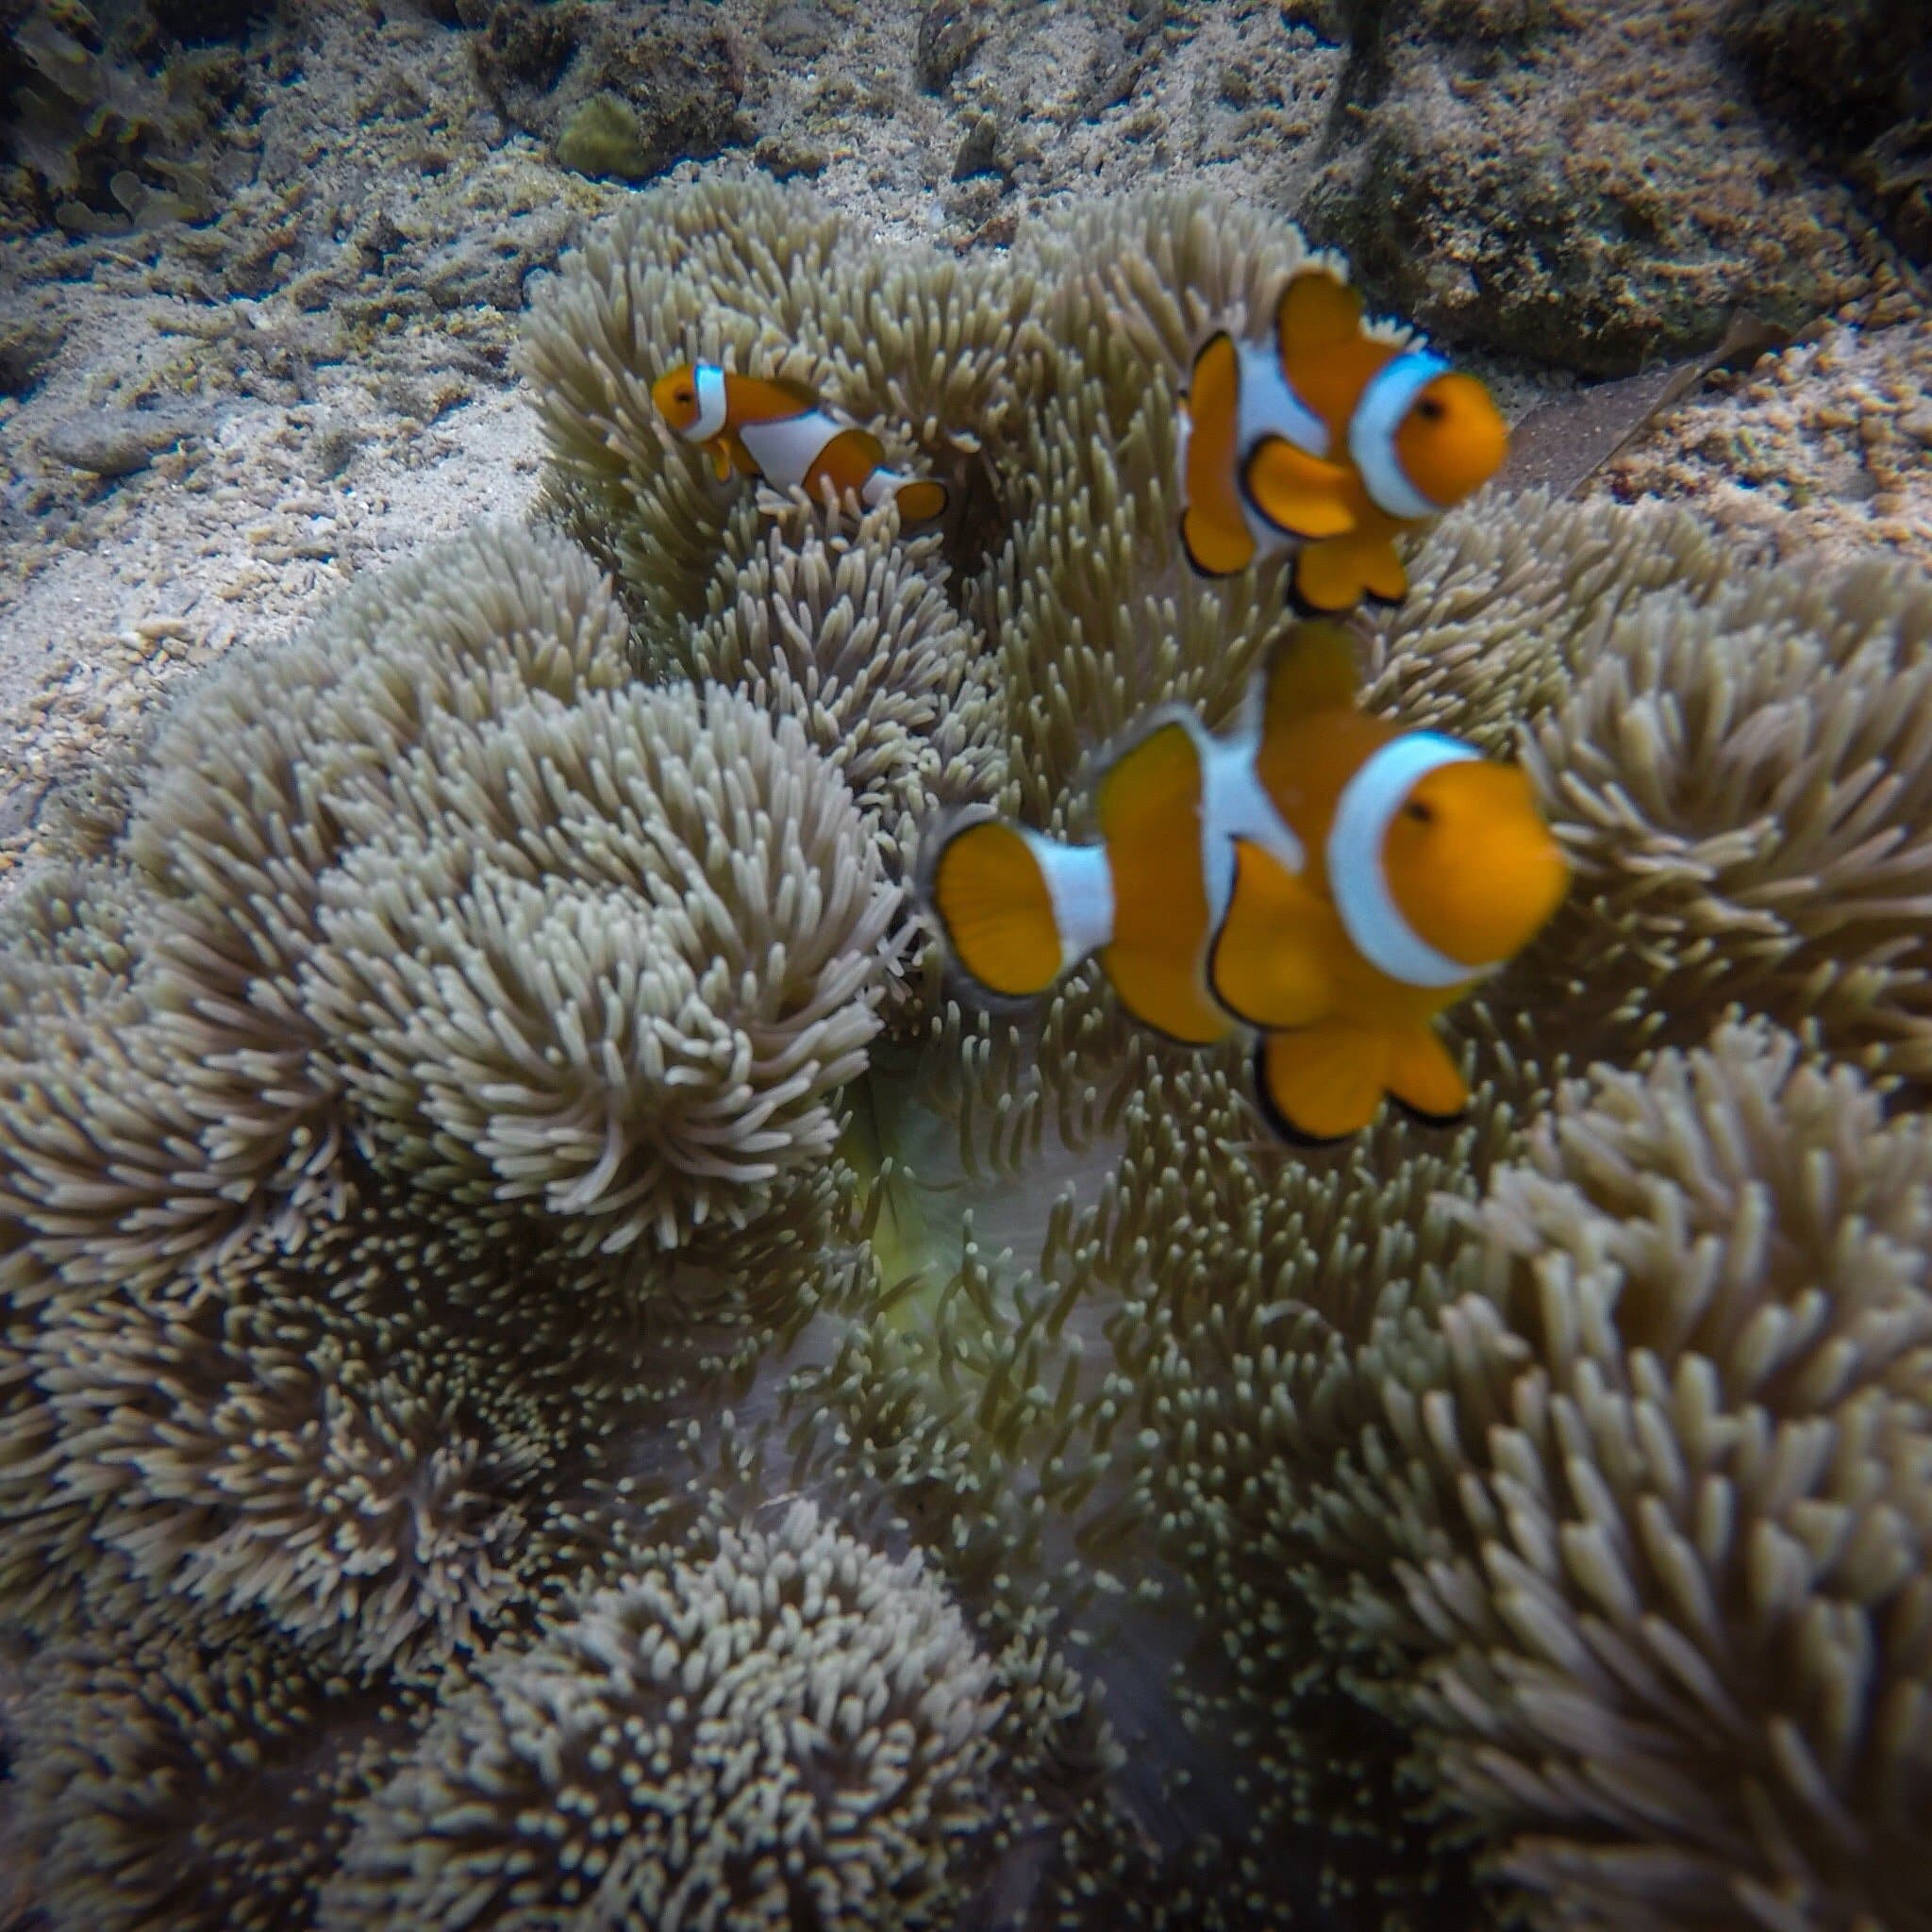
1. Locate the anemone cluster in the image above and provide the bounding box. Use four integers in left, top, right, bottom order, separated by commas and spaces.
4, 176, 1930, 1932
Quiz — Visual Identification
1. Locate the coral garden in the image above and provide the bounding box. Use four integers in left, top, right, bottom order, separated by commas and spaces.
3, 175, 1932, 1932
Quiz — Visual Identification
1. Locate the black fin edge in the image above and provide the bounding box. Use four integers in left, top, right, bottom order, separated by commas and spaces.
1203, 839, 1277, 1035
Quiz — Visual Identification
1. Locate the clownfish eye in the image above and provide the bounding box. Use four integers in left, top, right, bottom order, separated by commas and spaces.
1404, 799, 1436, 824
675, 383, 694, 402
1414, 396, 1446, 423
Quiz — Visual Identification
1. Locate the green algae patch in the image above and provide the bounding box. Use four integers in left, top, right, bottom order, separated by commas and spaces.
554, 91, 653, 181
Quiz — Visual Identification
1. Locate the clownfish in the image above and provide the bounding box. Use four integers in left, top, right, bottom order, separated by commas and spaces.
1179, 266, 1508, 613
651, 362, 949, 523
921, 622, 1567, 1142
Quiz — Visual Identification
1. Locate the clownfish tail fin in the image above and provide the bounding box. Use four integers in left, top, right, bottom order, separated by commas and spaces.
921, 809, 1111, 1000
892, 475, 949, 523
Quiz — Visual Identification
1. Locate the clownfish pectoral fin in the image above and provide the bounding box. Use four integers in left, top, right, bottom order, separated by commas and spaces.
924, 816, 1102, 1000
1385, 1025, 1470, 1125
708, 439, 736, 483
1252, 1023, 1387, 1144
1092, 718, 1229, 1045
1207, 839, 1333, 1031
1291, 533, 1410, 614
1257, 619, 1359, 738
1276, 266, 1364, 364
1241, 437, 1356, 541
892, 476, 949, 523
1180, 331, 1255, 578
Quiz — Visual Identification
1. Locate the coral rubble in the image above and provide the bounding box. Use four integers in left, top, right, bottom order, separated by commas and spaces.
5, 174, 1932, 1932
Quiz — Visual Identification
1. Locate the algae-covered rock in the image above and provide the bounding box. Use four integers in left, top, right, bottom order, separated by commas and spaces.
1301, 0, 1867, 374
466, 0, 752, 184
2, 0, 258, 230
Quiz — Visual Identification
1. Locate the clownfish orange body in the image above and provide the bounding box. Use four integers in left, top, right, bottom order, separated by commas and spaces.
652, 362, 949, 523
922, 623, 1567, 1141
1180, 267, 1508, 613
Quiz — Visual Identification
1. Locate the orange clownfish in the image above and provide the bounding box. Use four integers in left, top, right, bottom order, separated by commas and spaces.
1179, 266, 1508, 613
922, 622, 1567, 1142
651, 361, 949, 523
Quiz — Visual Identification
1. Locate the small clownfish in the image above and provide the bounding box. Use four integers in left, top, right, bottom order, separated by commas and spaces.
921, 622, 1567, 1143
1179, 266, 1508, 613
651, 362, 949, 523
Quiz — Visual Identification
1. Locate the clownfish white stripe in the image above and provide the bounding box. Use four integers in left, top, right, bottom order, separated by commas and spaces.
1349, 352, 1448, 524
690, 364, 729, 444
1024, 830, 1115, 969
1328, 732, 1483, 988
1236, 339, 1327, 461
861, 468, 911, 508
1233, 343, 1330, 555
738, 411, 837, 487
1201, 726, 1304, 927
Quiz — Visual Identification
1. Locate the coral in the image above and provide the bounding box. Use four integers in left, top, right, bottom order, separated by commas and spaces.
1524, 552, 1932, 1075
0, 1167, 643, 1658
2, 0, 258, 231
1305, 1021, 1932, 1930
1300, 0, 1869, 374
12, 1606, 420, 1932
309, 681, 898, 1253
316, 1501, 1062, 1931
670, 504, 1004, 878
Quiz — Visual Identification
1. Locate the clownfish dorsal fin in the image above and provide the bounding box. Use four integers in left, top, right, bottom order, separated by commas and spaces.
767, 372, 821, 410
1276, 266, 1363, 365
727, 370, 821, 423
1257, 620, 1359, 739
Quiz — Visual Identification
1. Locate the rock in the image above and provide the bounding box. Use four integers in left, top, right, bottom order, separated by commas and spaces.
40, 406, 210, 477
951, 110, 1007, 181
754, 133, 829, 180
466, 0, 582, 123
761, 0, 833, 61
0, 319, 62, 398
915, 2, 987, 94
1299, 0, 1867, 375
1725, 0, 1932, 262
1725, 0, 1932, 142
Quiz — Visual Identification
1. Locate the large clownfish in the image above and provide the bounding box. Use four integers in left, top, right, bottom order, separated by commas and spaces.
652, 362, 949, 523
922, 622, 1567, 1142
1180, 267, 1508, 613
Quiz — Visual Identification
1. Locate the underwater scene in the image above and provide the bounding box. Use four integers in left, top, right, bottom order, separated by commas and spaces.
0, 1, 1929, 1927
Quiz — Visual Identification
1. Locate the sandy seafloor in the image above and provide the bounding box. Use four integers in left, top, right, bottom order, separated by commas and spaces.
1, 0, 1927, 915
0, 2, 1927, 1924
